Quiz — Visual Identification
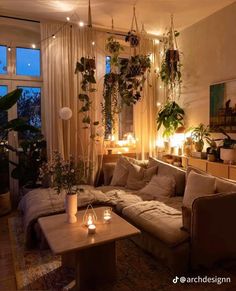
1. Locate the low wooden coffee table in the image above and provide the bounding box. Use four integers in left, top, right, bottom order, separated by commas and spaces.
38, 206, 140, 290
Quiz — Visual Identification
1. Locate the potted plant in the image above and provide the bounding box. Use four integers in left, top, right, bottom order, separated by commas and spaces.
191, 124, 210, 152
125, 30, 140, 47
159, 16, 182, 99
40, 152, 86, 223
0, 145, 11, 215
157, 101, 185, 138
11, 137, 47, 193
0, 88, 40, 214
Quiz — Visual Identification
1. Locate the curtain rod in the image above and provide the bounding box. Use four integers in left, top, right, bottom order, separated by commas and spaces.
0, 15, 40, 23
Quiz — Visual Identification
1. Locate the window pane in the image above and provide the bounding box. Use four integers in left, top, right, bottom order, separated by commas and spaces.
17, 87, 41, 129
0, 45, 7, 74
16, 48, 40, 77
106, 56, 111, 74
0, 85, 8, 128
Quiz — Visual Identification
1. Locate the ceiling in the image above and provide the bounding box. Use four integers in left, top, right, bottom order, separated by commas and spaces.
0, 0, 235, 35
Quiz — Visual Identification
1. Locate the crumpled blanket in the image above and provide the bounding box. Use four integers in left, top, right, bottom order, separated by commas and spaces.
18, 186, 142, 248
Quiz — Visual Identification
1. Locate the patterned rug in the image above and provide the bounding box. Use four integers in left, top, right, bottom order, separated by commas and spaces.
8, 216, 236, 291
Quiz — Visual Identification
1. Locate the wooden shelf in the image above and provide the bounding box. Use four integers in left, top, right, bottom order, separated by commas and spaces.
159, 154, 236, 181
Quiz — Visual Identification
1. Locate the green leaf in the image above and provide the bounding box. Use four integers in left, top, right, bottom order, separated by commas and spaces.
0, 89, 23, 111
4, 118, 40, 133
78, 94, 89, 101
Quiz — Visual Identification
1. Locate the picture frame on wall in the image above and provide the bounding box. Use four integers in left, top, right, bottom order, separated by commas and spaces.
210, 79, 236, 133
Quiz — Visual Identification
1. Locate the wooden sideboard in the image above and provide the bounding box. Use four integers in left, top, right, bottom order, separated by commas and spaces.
169, 155, 236, 180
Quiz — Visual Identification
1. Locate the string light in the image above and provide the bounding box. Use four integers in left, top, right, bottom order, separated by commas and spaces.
66, 17, 70, 21
32, 44, 36, 49
7, 47, 11, 52
79, 21, 84, 27
92, 41, 95, 46
155, 39, 160, 44
52, 34, 56, 39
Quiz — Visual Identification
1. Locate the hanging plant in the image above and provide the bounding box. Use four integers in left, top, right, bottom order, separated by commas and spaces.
159, 15, 182, 99
119, 55, 151, 105
102, 72, 120, 135
125, 30, 140, 48
157, 100, 185, 138
105, 36, 124, 66
75, 57, 99, 136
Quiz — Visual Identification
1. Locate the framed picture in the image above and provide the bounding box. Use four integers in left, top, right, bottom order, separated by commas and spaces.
210, 79, 236, 132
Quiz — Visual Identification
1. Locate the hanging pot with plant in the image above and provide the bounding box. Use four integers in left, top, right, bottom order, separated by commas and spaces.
157, 100, 185, 138
159, 15, 182, 99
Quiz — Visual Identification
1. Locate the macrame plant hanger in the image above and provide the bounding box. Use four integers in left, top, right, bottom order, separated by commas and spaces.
167, 14, 180, 101
129, 6, 140, 56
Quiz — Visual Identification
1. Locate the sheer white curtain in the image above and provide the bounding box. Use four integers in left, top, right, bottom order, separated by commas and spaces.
41, 23, 106, 183
134, 39, 159, 159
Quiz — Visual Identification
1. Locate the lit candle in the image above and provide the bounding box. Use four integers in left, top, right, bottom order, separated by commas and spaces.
88, 224, 96, 234
87, 214, 93, 226
103, 209, 112, 223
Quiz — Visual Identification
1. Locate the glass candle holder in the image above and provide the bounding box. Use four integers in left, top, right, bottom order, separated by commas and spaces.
103, 207, 112, 223
88, 224, 96, 234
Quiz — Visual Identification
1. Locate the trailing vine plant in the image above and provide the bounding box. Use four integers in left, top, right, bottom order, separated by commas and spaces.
159, 15, 183, 100
75, 57, 99, 139
102, 10, 152, 137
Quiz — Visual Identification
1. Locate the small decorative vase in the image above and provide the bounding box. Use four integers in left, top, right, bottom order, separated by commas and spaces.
65, 193, 77, 223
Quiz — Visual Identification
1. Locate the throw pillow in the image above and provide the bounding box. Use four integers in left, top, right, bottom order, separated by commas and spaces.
110, 157, 130, 186
139, 175, 176, 201
183, 171, 216, 209
110, 156, 148, 187
126, 163, 158, 190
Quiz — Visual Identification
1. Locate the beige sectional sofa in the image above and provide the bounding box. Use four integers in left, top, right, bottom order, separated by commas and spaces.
98, 157, 236, 273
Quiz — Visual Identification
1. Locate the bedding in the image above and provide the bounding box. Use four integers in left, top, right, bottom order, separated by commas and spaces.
18, 186, 142, 248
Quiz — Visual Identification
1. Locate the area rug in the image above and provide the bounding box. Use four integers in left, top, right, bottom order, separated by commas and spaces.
8, 216, 236, 291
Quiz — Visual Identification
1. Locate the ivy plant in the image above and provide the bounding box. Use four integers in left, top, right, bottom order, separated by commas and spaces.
75, 57, 99, 136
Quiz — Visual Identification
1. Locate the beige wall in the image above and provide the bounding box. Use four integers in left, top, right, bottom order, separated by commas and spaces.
179, 1, 236, 138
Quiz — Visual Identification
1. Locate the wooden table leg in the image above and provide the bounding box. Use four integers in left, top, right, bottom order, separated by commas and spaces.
76, 241, 116, 290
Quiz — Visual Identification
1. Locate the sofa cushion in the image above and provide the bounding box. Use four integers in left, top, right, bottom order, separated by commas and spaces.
126, 163, 158, 190
110, 157, 129, 186
183, 171, 216, 209
103, 163, 116, 185
139, 175, 175, 201
148, 157, 186, 196
110, 156, 148, 187
122, 200, 189, 247
215, 177, 236, 193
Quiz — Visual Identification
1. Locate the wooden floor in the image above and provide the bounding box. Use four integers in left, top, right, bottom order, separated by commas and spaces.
0, 213, 17, 291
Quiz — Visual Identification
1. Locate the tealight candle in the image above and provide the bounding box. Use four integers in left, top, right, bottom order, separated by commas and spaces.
103, 208, 112, 223
104, 215, 111, 223
88, 224, 96, 234
87, 214, 93, 226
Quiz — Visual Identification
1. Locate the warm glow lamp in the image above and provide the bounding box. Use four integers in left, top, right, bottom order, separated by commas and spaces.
59, 107, 72, 120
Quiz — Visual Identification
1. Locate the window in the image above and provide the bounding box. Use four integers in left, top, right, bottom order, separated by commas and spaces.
16, 47, 40, 77
0, 85, 7, 97
0, 45, 7, 74
17, 86, 41, 128
0, 85, 8, 126
105, 56, 134, 139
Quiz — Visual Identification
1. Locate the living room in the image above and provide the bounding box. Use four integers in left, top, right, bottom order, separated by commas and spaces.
1, 0, 236, 290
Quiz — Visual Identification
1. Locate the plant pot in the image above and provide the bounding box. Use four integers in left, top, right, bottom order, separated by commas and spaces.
65, 193, 77, 223
220, 148, 236, 164
0, 191, 11, 216
194, 140, 204, 152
